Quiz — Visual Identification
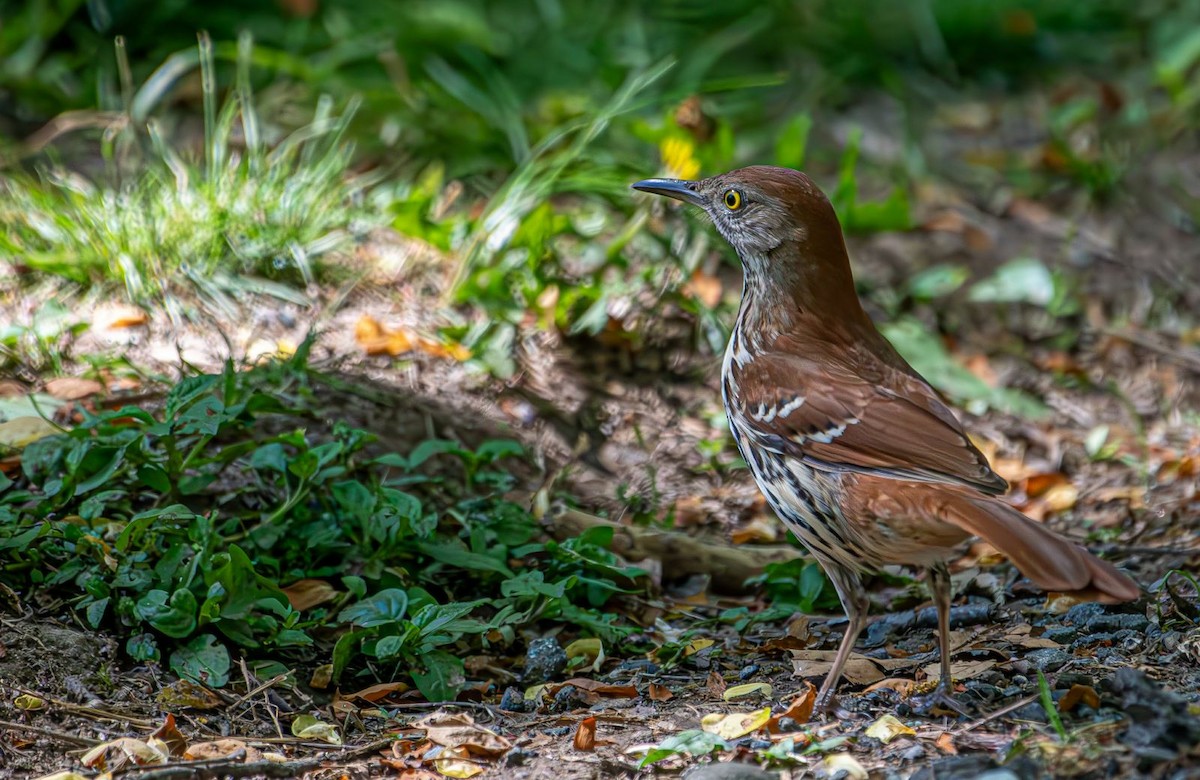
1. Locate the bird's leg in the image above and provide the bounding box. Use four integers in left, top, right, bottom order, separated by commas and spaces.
814, 566, 869, 714
912, 562, 971, 717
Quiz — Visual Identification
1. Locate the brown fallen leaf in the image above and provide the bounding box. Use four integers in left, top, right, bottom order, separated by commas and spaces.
82, 737, 170, 771
706, 669, 727, 697
348, 680, 411, 703
156, 679, 222, 710
789, 650, 912, 686
310, 664, 333, 690
548, 678, 638, 698
767, 682, 815, 732
282, 578, 339, 611
935, 732, 958, 755
1058, 684, 1100, 713
45, 377, 104, 401
921, 659, 996, 682
150, 713, 188, 757
185, 738, 263, 762
731, 515, 779, 544
863, 678, 917, 697
647, 683, 674, 702
573, 716, 597, 751
419, 712, 512, 758
682, 268, 722, 308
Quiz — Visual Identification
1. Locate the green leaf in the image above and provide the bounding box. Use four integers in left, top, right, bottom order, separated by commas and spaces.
968, 257, 1055, 306
411, 649, 465, 702
775, 113, 812, 170
639, 730, 729, 767
170, 634, 231, 687
907, 264, 968, 300
408, 439, 464, 469
339, 588, 409, 627
85, 597, 110, 628
418, 541, 513, 576
475, 439, 524, 462
501, 570, 567, 599
135, 588, 198, 638
0, 522, 45, 550
126, 633, 160, 662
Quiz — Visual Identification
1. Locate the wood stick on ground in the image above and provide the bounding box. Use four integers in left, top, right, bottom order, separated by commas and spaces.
114, 737, 395, 780
543, 507, 803, 595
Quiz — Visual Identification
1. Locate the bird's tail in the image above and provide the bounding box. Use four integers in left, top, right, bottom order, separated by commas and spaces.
942, 495, 1139, 604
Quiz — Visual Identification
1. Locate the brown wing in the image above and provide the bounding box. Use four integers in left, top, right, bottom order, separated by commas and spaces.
731, 340, 1008, 496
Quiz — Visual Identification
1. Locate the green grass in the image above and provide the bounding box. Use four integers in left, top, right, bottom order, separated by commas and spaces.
0, 34, 374, 309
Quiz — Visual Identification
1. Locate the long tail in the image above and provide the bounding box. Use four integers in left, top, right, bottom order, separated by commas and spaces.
942, 495, 1139, 604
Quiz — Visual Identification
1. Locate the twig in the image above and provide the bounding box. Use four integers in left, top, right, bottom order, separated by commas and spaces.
954, 694, 1038, 734
113, 737, 395, 780
0, 683, 156, 728
0, 719, 102, 747
1102, 327, 1200, 372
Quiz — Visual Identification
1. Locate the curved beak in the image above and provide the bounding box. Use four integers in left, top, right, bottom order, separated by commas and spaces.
631, 178, 706, 207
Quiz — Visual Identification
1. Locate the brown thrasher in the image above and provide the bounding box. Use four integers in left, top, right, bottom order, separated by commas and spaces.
632, 166, 1139, 714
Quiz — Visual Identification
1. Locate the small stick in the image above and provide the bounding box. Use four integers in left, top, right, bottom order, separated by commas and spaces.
955, 694, 1038, 734
0, 719, 102, 747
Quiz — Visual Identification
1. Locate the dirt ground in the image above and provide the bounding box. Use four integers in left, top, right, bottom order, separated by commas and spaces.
2, 101, 1200, 778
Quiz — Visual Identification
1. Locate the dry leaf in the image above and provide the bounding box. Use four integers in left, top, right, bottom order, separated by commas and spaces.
723, 683, 772, 702
921, 659, 996, 682
823, 753, 868, 780
865, 714, 916, 744
685, 638, 715, 656
767, 683, 815, 732
789, 650, 911, 686
150, 713, 188, 757
701, 707, 772, 739
1058, 684, 1100, 713
282, 578, 339, 611
82, 737, 169, 771
31, 773, 89, 780
1023, 472, 1068, 498
156, 679, 222, 710
731, 516, 779, 544
433, 745, 484, 778
647, 683, 674, 702
565, 638, 603, 671
682, 269, 722, 308
1042, 483, 1079, 512
573, 716, 597, 751
0, 417, 60, 450
14, 693, 45, 710
291, 714, 341, 745
552, 678, 638, 698
863, 678, 917, 696
706, 670, 727, 697
348, 681, 411, 703
935, 732, 958, 755
420, 712, 512, 758
45, 377, 104, 401
184, 738, 262, 762
93, 304, 148, 330
310, 664, 333, 690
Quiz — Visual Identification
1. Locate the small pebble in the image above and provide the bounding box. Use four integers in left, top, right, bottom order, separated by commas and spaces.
523, 637, 568, 683
739, 664, 760, 681
1040, 626, 1078, 644
498, 686, 525, 712
1025, 648, 1073, 672
1063, 602, 1106, 626
543, 726, 571, 737
1085, 613, 1149, 633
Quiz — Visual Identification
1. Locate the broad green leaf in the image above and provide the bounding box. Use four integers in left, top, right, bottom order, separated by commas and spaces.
412, 649, 465, 702
339, 588, 409, 627
169, 633, 231, 687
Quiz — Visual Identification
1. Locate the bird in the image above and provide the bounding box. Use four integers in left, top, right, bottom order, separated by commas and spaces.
631, 166, 1140, 714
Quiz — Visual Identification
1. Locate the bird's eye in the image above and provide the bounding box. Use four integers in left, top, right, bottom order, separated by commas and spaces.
723, 189, 743, 210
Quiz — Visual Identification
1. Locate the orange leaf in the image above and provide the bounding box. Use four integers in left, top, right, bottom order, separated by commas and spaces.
348, 681, 411, 703
935, 732, 958, 755
1058, 684, 1100, 713
281, 578, 338, 611
647, 683, 673, 702
573, 716, 596, 751
552, 678, 637, 698
767, 682, 815, 733
149, 713, 188, 757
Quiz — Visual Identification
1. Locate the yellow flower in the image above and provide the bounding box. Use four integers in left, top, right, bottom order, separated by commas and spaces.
660, 136, 700, 180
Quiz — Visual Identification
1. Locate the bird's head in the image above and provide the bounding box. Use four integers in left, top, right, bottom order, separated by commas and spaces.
633, 165, 849, 268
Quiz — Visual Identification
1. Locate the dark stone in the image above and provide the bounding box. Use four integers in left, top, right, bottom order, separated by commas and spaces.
1024, 648, 1073, 671
1012, 702, 1050, 723
964, 680, 1003, 702
1040, 626, 1078, 644
910, 755, 1045, 780
1085, 612, 1149, 633
1062, 602, 1106, 626
542, 726, 571, 737
498, 686, 525, 712
1072, 631, 1116, 650
551, 684, 589, 712
682, 762, 780, 780
739, 664, 760, 681
1106, 668, 1200, 760
523, 637, 568, 684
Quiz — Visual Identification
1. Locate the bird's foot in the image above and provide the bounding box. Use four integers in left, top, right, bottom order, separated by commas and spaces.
909, 685, 971, 718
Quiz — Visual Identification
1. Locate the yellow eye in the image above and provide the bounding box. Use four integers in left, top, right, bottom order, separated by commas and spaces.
723, 190, 743, 210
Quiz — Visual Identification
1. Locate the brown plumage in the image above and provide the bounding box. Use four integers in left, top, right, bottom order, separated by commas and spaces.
633, 166, 1139, 713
